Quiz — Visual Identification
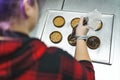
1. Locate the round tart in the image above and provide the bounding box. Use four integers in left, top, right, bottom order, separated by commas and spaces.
87, 36, 100, 49
95, 20, 103, 31
53, 16, 65, 28
71, 18, 80, 28
50, 31, 62, 44
68, 34, 76, 46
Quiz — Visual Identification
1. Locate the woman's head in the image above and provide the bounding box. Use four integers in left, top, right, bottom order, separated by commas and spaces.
0, 0, 41, 33
0, 0, 39, 20
0, 0, 19, 21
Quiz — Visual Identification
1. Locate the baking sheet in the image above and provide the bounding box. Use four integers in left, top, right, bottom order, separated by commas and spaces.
41, 10, 114, 64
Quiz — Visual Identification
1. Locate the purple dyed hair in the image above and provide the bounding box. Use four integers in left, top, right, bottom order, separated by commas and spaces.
0, 0, 35, 21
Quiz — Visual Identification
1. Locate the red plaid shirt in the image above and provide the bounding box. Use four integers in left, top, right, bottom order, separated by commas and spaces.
0, 32, 95, 80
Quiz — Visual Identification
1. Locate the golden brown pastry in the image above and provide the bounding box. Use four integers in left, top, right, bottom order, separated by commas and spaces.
50, 31, 62, 44
53, 16, 65, 28
96, 20, 103, 31
71, 18, 80, 28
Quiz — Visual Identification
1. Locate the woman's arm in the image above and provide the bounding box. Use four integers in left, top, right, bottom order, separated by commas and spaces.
75, 17, 91, 61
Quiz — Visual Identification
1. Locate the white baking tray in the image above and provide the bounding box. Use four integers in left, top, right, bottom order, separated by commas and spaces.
41, 10, 114, 65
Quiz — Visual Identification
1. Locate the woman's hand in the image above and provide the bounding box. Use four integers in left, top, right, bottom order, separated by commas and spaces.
76, 17, 89, 36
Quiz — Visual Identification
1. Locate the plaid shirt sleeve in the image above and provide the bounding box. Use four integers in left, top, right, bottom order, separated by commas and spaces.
0, 38, 95, 80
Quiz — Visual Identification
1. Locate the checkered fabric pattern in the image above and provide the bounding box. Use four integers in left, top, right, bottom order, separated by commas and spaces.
0, 32, 95, 80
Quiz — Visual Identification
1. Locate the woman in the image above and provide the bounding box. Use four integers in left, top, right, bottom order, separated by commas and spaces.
0, 0, 95, 80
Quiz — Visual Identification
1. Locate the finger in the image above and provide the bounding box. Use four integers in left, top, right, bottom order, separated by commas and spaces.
79, 16, 84, 26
